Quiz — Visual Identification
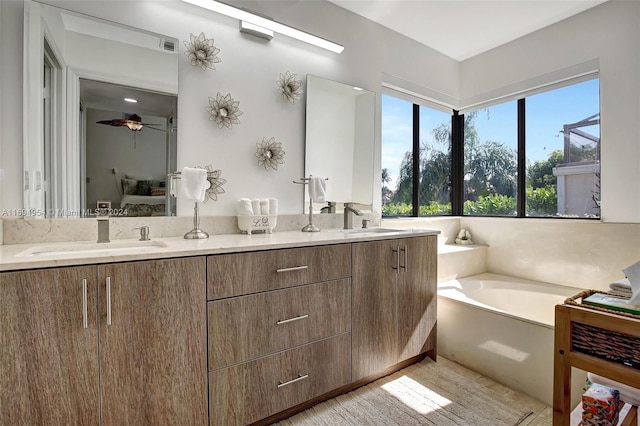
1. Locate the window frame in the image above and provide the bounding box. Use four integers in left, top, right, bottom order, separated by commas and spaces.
381, 77, 600, 219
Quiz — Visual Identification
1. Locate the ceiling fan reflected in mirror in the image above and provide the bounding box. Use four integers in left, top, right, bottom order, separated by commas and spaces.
96, 113, 164, 132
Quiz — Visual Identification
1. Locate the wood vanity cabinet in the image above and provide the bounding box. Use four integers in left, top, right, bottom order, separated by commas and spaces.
0, 257, 207, 426
207, 245, 353, 426
0, 266, 99, 425
351, 235, 437, 381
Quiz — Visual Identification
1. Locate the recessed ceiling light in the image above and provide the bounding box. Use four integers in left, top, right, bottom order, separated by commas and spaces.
124, 98, 138, 103
353, 87, 364, 91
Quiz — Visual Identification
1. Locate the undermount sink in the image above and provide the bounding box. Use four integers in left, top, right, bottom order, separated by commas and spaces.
341, 228, 407, 235
17, 240, 169, 257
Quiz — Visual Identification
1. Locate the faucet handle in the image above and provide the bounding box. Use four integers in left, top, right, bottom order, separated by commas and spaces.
362, 219, 370, 229
133, 226, 150, 241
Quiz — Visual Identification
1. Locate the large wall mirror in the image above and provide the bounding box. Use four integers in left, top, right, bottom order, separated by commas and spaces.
23, 0, 178, 218
304, 75, 375, 207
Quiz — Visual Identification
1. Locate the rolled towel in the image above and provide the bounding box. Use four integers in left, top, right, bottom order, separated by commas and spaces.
237, 198, 253, 215
251, 199, 260, 215
308, 176, 326, 203
588, 372, 640, 407
180, 167, 209, 202
269, 198, 278, 215
260, 199, 270, 215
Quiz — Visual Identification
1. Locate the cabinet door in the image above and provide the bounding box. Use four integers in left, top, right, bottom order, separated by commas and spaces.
0, 266, 99, 425
98, 257, 207, 426
397, 236, 437, 362
351, 239, 399, 381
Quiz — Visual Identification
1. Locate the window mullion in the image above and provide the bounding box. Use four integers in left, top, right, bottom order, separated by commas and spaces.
451, 110, 464, 215
517, 99, 526, 217
412, 104, 420, 216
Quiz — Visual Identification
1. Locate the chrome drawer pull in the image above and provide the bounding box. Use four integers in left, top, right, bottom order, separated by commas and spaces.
392, 247, 400, 273
277, 374, 309, 388
82, 279, 88, 329
276, 265, 309, 273
401, 245, 408, 272
276, 314, 309, 325
106, 277, 112, 326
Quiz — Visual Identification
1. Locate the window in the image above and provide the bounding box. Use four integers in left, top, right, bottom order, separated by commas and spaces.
526, 79, 600, 217
463, 102, 517, 216
381, 77, 600, 219
381, 94, 451, 216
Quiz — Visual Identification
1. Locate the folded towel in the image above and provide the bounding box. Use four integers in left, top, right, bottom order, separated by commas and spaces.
180, 167, 209, 202
609, 279, 632, 296
259, 199, 270, 215
588, 373, 640, 407
623, 260, 640, 305
268, 198, 278, 215
237, 198, 253, 215
251, 199, 260, 215
308, 176, 326, 203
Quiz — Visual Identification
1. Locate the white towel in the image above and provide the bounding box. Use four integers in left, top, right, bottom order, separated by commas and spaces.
260, 199, 270, 215
251, 199, 260, 215
180, 167, 209, 202
237, 198, 253, 215
268, 198, 278, 215
308, 177, 326, 203
623, 260, 640, 305
609, 278, 632, 296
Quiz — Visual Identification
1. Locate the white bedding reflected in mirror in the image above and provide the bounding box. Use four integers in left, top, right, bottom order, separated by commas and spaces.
304, 75, 375, 207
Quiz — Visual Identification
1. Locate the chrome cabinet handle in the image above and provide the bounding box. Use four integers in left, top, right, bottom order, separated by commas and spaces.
106, 277, 112, 326
276, 265, 309, 273
277, 374, 308, 388
401, 245, 408, 272
392, 247, 399, 273
82, 279, 88, 329
276, 314, 309, 325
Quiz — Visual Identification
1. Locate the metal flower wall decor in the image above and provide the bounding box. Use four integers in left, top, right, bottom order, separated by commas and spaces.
206, 93, 243, 129
198, 164, 227, 202
277, 71, 303, 104
255, 137, 286, 171
184, 32, 221, 71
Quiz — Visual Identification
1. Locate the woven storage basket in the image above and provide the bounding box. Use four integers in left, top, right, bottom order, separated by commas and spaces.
565, 289, 640, 370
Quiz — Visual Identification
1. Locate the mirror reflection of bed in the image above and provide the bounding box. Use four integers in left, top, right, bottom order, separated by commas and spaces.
81, 79, 177, 216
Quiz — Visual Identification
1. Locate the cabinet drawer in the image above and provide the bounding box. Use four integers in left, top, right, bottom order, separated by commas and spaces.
208, 278, 351, 369
209, 333, 351, 426
207, 244, 351, 299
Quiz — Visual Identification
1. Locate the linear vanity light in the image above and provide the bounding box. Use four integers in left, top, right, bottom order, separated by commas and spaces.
180, 0, 344, 53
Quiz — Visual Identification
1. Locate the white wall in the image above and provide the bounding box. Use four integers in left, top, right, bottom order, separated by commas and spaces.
460, 217, 640, 291
0, 0, 458, 218
460, 0, 640, 223
1, 0, 638, 223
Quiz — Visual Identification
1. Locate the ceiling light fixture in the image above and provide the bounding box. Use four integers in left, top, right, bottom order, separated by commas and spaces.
181, 0, 344, 54
124, 98, 138, 103
239, 21, 274, 41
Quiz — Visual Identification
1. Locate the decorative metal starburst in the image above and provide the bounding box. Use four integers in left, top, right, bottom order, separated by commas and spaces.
255, 137, 286, 171
277, 71, 303, 104
196, 164, 226, 202
184, 32, 221, 71
206, 93, 243, 129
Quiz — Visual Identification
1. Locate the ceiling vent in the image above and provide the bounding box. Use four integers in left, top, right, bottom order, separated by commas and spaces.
161, 39, 176, 52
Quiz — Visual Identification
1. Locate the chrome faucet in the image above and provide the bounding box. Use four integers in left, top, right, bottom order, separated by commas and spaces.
96, 201, 111, 243
343, 203, 362, 230
134, 226, 150, 241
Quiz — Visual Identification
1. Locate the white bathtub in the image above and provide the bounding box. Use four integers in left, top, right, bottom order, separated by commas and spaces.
437, 273, 586, 406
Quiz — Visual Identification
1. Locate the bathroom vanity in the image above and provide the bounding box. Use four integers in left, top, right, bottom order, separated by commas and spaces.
0, 229, 437, 425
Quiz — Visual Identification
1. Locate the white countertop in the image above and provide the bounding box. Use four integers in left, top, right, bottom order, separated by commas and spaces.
0, 228, 439, 272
